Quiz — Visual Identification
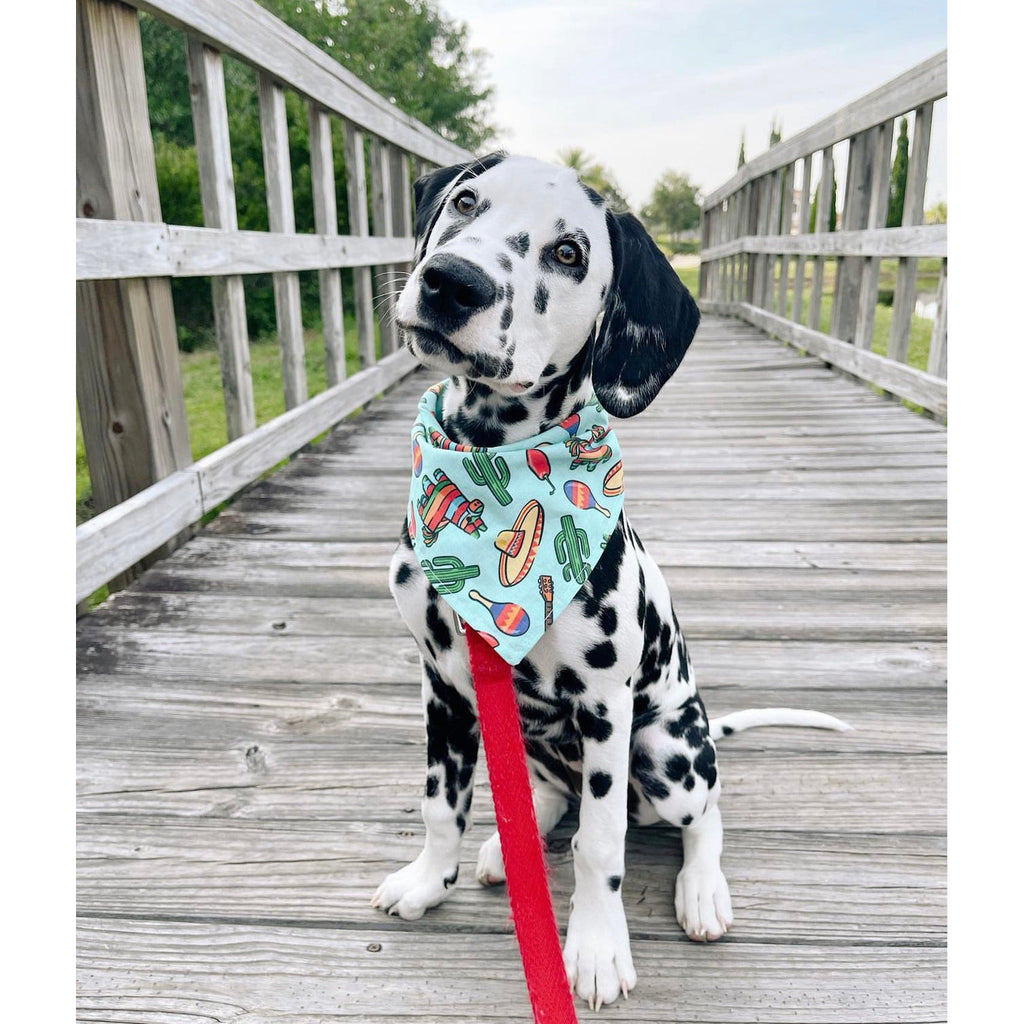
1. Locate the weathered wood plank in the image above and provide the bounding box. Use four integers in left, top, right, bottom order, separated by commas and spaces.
369, 137, 400, 354
344, 122, 377, 368
76, 217, 417, 279
76, 819, 945, 941
889, 102, 934, 363
76, 350, 418, 601
807, 146, 834, 332
77, 918, 946, 1022
854, 119, 895, 350
703, 302, 947, 416
927, 259, 947, 378
307, 103, 346, 387
831, 131, 872, 341
258, 72, 306, 409
186, 37, 256, 440
76, 0, 192, 546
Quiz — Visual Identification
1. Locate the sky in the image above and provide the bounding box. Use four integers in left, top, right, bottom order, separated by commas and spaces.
437, 0, 947, 211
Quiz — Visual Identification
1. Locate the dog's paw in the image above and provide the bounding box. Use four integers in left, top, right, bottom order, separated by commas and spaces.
475, 831, 506, 887
370, 854, 458, 920
674, 863, 733, 941
562, 900, 637, 1010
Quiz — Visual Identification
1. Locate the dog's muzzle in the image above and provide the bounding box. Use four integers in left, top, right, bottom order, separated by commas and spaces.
418, 254, 498, 331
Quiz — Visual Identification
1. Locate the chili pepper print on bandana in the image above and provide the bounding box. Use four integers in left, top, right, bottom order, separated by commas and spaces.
409, 380, 626, 666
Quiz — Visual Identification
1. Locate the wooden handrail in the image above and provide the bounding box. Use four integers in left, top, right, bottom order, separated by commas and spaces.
76, 0, 469, 601
698, 52, 947, 417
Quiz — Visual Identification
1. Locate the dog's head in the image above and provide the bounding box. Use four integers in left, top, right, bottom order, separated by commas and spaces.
396, 153, 699, 417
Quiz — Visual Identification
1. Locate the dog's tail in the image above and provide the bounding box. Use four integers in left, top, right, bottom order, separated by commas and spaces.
710, 708, 852, 741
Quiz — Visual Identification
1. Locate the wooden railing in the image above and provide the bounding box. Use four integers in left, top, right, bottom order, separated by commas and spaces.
698, 51, 946, 418
76, 0, 471, 602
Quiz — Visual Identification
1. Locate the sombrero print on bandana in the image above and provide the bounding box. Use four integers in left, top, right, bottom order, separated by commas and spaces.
408, 381, 626, 666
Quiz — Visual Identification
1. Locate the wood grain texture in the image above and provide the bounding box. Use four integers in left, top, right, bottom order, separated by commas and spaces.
76, 0, 192, 586
186, 36, 255, 439
77, 316, 946, 1021
344, 122, 377, 369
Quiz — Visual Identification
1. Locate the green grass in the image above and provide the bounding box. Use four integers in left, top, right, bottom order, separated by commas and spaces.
76, 312, 374, 526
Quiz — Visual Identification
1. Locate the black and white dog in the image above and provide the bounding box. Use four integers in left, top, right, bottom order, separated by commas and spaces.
372, 153, 847, 1009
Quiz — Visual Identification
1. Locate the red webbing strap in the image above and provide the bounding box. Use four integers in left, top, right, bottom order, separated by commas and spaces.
466, 626, 578, 1024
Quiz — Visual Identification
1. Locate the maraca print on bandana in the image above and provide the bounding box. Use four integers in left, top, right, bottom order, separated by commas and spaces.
603, 460, 624, 496
495, 500, 544, 587
407, 502, 417, 542
417, 469, 487, 546
469, 590, 531, 636
526, 448, 556, 494
563, 479, 612, 517
429, 428, 482, 453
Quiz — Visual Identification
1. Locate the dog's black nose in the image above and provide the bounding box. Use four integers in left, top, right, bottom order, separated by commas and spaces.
419, 254, 498, 326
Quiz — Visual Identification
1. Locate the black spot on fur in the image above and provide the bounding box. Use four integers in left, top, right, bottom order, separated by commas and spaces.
443, 867, 459, 888
438, 222, 463, 246
534, 281, 549, 314
541, 362, 557, 378
498, 401, 528, 424
693, 744, 718, 791
395, 562, 413, 586
586, 641, 617, 669
681, 814, 693, 826
426, 602, 453, 652
497, 253, 513, 273
588, 770, 612, 798
500, 304, 513, 330
599, 606, 618, 635
506, 232, 529, 256
582, 183, 605, 207
632, 748, 670, 801
456, 814, 467, 833
554, 218, 567, 233
608, 874, 622, 892
721, 725, 733, 736
665, 754, 691, 782
555, 666, 586, 695
425, 775, 439, 798
577, 705, 613, 742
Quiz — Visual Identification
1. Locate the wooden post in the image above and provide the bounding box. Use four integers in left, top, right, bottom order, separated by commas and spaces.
699, 205, 711, 299
370, 138, 399, 354
776, 163, 794, 316
186, 37, 256, 439
308, 102, 346, 386
76, 0, 192, 572
888, 102, 934, 363
344, 122, 376, 368
832, 131, 872, 342
258, 72, 307, 409
927, 259, 947, 379
388, 145, 414, 339
807, 146, 834, 333
854, 119, 895, 351
791, 155, 813, 323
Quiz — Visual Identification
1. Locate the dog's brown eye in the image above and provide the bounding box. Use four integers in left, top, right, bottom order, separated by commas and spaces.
453, 190, 477, 215
556, 242, 580, 265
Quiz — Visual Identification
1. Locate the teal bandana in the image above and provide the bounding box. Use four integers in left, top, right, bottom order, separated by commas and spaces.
407, 381, 626, 666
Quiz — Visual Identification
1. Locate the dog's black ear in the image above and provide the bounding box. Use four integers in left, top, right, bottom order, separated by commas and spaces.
593, 212, 700, 418
412, 152, 507, 262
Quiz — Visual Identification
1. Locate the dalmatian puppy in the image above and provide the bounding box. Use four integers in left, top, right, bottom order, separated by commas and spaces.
372, 153, 847, 1010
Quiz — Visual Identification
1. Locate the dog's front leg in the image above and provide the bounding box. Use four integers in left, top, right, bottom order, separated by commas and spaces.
372, 658, 478, 920
563, 688, 637, 1009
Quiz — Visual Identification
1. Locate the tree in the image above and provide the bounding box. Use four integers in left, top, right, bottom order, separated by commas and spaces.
887, 117, 910, 227
769, 117, 782, 148
640, 171, 702, 239
139, 0, 498, 343
925, 200, 947, 224
556, 148, 631, 212
737, 132, 746, 169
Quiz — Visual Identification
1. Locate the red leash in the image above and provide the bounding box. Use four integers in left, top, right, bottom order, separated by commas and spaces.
466, 626, 579, 1024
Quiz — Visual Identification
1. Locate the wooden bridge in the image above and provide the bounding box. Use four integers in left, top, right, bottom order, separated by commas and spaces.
77, 2, 947, 1020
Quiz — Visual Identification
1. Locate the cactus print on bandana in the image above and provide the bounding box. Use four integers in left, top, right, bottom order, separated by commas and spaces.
408, 380, 625, 665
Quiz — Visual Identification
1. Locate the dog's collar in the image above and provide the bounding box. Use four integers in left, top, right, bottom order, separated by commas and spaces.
407, 379, 626, 665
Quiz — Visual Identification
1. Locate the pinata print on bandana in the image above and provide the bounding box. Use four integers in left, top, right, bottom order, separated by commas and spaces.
408, 381, 626, 666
